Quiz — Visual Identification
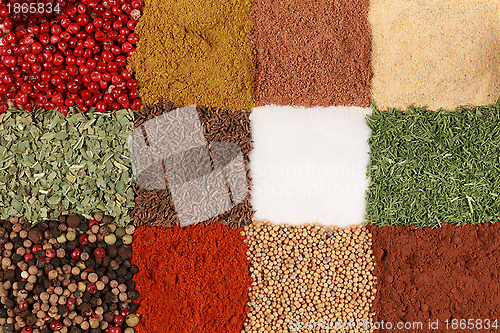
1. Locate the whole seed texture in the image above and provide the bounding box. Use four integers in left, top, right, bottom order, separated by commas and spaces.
243, 220, 376, 332
131, 102, 254, 228
0, 214, 140, 332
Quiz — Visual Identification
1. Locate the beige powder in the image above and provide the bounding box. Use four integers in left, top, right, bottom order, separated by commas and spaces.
370, 0, 500, 111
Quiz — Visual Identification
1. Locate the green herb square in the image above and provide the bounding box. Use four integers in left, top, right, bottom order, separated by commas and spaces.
0, 109, 134, 225
366, 103, 500, 227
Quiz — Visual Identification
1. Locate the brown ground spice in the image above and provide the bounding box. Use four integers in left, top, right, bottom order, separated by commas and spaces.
131, 102, 254, 227
249, 0, 372, 107
368, 223, 500, 332
128, 0, 255, 111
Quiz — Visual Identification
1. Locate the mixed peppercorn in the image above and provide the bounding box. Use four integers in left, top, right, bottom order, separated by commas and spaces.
0, 0, 142, 114
0, 213, 140, 332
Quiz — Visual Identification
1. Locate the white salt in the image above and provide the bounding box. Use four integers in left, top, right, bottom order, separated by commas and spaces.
250, 105, 371, 227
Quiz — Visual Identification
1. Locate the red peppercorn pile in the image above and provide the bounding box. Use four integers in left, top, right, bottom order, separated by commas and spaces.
0, 0, 142, 114
132, 223, 252, 333
0, 214, 140, 333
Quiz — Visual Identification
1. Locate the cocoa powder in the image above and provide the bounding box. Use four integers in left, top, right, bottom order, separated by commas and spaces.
249, 0, 372, 107
369, 223, 500, 332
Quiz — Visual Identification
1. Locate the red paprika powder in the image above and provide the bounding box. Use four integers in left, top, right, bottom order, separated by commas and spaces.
132, 223, 251, 333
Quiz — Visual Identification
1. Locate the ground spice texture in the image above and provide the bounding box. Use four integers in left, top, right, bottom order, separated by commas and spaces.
249, 0, 372, 107
243, 221, 375, 332
370, 0, 500, 111
369, 223, 500, 333
128, 0, 255, 111
131, 102, 254, 227
132, 223, 251, 333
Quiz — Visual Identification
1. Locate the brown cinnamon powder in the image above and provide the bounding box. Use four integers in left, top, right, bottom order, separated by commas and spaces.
249, 0, 373, 107
369, 223, 500, 332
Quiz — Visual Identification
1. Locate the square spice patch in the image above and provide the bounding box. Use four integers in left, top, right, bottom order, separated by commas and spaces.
128, 0, 255, 111
249, 0, 372, 107
131, 102, 254, 227
369, 223, 500, 333
370, 0, 500, 110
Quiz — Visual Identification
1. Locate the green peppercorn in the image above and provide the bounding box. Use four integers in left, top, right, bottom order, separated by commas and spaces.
104, 234, 116, 245
124, 328, 135, 333
66, 231, 76, 241
115, 227, 126, 239
57, 233, 67, 243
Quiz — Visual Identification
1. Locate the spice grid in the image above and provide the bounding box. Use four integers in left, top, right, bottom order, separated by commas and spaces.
1, 0, 500, 333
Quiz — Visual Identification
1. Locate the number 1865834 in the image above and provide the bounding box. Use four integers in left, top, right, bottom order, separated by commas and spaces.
444, 319, 498, 330
6, 1, 61, 14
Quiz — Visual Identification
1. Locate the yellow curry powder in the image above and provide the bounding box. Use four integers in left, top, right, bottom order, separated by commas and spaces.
128, 0, 255, 111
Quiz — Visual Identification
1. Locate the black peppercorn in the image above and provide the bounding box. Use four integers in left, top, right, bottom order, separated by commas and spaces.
103, 312, 114, 322
34, 285, 44, 295
4, 323, 13, 333
114, 256, 123, 265
79, 223, 89, 233
82, 293, 91, 302
4, 298, 14, 309
66, 214, 79, 228
118, 302, 129, 310
102, 257, 111, 267
4, 269, 15, 281
106, 245, 117, 258
89, 297, 98, 307
11, 253, 22, 263
66, 240, 78, 251
95, 268, 106, 277
57, 304, 68, 315
49, 228, 59, 239
86, 259, 95, 269
59, 215, 68, 224
125, 280, 136, 290
18, 281, 26, 290
78, 302, 91, 314
129, 265, 139, 275
107, 271, 117, 280
103, 292, 114, 302
28, 229, 43, 244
